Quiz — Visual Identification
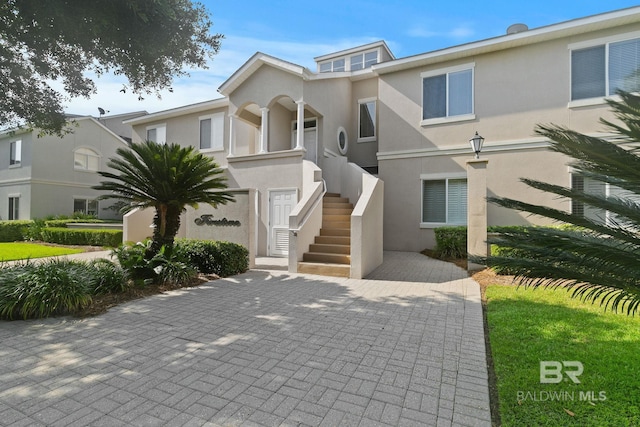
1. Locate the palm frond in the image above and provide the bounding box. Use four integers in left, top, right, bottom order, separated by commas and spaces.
487, 91, 640, 315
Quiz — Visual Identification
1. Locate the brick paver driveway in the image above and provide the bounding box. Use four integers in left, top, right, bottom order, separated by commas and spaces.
0, 251, 491, 426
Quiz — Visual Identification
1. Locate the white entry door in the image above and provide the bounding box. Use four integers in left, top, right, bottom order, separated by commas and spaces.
269, 189, 297, 256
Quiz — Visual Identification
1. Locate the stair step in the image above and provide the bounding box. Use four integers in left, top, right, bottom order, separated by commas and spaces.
323, 202, 354, 210
323, 197, 350, 204
324, 192, 342, 198
322, 221, 351, 229
309, 243, 350, 254
323, 214, 351, 222
303, 252, 350, 264
315, 236, 351, 245
297, 262, 350, 278
323, 208, 353, 216
320, 229, 351, 237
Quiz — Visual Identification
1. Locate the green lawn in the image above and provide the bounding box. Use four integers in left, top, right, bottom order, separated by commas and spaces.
0, 242, 84, 261
486, 285, 640, 426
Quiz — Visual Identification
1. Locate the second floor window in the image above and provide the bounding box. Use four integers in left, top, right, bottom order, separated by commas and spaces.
422, 66, 474, 121
199, 113, 224, 151
146, 124, 166, 144
358, 99, 376, 141
9, 140, 21, 165
74, 148, 100, 171
571, 37, 640, 101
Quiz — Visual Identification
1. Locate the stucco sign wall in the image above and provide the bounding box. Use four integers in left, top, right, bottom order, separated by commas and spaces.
185, 190, 254, 252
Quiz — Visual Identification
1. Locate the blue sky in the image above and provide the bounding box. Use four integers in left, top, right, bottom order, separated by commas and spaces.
64, 1, 640, 116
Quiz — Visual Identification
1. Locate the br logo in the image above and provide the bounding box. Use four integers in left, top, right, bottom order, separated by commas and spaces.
540, 361, 583, 384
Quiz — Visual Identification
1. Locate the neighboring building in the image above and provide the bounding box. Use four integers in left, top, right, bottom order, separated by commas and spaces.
0, 112, 146, 220
123, 7, 639, 277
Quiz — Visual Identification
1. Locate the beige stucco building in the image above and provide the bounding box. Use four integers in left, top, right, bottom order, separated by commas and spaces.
121, 7, 639, 277
0, 112, 146, 220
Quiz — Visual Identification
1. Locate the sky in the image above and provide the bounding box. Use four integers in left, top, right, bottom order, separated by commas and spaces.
63, 1, 640, 117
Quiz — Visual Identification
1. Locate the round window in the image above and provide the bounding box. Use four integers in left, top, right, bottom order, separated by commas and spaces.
337, 127, 348, 155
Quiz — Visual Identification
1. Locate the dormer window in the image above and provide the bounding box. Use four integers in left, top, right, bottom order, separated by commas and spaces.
351, 51, 378, 71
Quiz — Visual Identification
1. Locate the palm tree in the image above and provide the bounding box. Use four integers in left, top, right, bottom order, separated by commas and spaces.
484, 91, 640, 314
94, 140, 234, 257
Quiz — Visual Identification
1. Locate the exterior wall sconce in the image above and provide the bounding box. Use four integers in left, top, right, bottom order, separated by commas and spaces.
469, 132, 485, 159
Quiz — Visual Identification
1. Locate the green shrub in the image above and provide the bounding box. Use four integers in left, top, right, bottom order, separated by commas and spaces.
43, 219, 107, 228
0, 220, 33, 242
88, 259, 128, 294
174, 239, 249, 277
433, 226, 467, 259
40, 227, 122, 247
0, 259, 94, 320
112, 242, 198, 286
155, 258, 197, 286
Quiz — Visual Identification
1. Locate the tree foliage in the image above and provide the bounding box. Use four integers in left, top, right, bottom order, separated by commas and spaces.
93, 140, 234, 257
0, 0, 222, 134
485, 92, 640, 315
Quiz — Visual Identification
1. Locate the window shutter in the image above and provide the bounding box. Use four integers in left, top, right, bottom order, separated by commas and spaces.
423, 180, 446, 222
609, 38, 640, 94
571, 45, 606, 100
447, 179, 468, 224
211, 113, 224, 150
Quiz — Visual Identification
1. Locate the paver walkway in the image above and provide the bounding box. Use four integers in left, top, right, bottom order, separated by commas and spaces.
0, 251, 491, 426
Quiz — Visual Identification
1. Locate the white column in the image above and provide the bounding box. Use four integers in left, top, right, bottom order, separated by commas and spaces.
259, 107, 269, 154
467, 158, 489, 271
295, 100, 305, 150
228, 115, 236, 157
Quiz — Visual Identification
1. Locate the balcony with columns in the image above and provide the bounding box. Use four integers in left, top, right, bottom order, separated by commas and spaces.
226, 96, 318, 166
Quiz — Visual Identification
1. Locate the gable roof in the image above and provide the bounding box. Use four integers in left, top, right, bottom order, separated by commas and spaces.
374, 6, 640, 75
218, 52, 313, 96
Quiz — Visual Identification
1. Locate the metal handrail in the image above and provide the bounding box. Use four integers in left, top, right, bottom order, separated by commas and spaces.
290, 179, 327, 235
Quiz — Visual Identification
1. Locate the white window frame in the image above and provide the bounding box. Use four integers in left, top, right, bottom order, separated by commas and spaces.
568, 30, 640, 108
9, 140, 21, 167
421, 63, 476, 126
8, 194, 20, 220
420, 173, 468, 228
73, 197, 99, 216
199, 112, 225, 152
73, 147, 101, 172
358, 97, 377, 143
146, 124, 167, 144
350, 50, 379, 71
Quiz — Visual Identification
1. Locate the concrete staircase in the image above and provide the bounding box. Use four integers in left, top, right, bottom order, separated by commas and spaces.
297, 193, 351, 277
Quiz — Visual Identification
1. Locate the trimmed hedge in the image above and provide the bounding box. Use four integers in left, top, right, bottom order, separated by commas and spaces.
43, 219, 109, 228
0, 220, 33, 242
432, 225, 579, 260
40, 227, 123, 247
173, 239, 249, 277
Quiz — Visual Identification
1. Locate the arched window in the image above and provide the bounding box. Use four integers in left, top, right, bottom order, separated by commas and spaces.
74, 147, 100, 171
